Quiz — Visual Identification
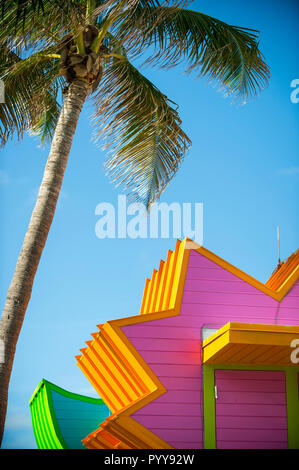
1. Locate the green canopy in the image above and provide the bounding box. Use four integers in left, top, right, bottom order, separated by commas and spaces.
29, 379, 110, 449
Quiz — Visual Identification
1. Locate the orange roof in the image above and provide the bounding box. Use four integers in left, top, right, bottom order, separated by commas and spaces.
140, 241, 299, 314
140, 239, 188, 314
76, 239, 191, 449
265, 249, 299, 291
76, 320, 171, 449
202, 322, 299, 366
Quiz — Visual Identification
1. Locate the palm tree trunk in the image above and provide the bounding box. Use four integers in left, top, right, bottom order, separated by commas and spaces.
0, 78, 90, 445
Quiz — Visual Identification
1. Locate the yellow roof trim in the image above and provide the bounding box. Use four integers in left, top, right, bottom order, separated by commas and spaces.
266, 249, 299, 290
202, 322, 299, 366
140, 239, 190, 314
139, 240, 299, 310
78, 314, 178, 449
193, 245, 299, 301
77, 240, 192, 449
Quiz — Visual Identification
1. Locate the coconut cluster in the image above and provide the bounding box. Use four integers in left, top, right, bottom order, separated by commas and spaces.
59, 25, 108, 91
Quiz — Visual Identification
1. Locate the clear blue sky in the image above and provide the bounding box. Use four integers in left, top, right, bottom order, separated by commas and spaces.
1, 0, 298, 448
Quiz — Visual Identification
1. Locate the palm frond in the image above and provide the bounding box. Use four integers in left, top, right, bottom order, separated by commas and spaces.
115, 6, 270, 102
93, 0, 162, 17
102, 32, 128, 58
1, 0, 46, 22
0, 48, 62, 145
92, 56, 191, 209
30, 80, 63, 145
0, 0, 85, 50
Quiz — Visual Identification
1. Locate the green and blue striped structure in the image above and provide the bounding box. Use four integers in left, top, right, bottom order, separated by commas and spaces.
29, 379, 110, 449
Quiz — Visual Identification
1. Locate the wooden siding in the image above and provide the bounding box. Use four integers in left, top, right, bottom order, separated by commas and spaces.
277, 280, 299, 326
215, 370, 288, 449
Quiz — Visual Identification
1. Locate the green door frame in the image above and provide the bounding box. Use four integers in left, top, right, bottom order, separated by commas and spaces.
203, 364, 299, 449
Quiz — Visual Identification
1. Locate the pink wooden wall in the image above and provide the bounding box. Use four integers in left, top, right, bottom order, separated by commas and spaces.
215, 370, 288, 449
121, 250, 299, 449
276, 280, 299, 326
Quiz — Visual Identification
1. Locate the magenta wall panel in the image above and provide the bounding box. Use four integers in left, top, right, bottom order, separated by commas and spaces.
120, 250, 297, 448
215, 370, 288, 449
277, 280, 299, 325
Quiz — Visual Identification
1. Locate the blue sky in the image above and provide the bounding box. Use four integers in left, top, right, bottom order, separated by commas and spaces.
0, 0, 298, 448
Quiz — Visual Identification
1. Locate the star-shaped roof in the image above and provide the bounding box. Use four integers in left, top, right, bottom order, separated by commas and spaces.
76, 238, 299, 449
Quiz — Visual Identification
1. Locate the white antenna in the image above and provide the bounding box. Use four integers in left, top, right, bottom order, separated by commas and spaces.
277, 225, 281, 266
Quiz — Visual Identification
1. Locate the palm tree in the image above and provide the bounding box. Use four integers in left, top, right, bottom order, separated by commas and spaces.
0, 0, 269, 445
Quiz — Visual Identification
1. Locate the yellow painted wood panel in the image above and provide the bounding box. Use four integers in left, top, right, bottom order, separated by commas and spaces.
202, 323, 299, 366
90, 338, 140, 402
